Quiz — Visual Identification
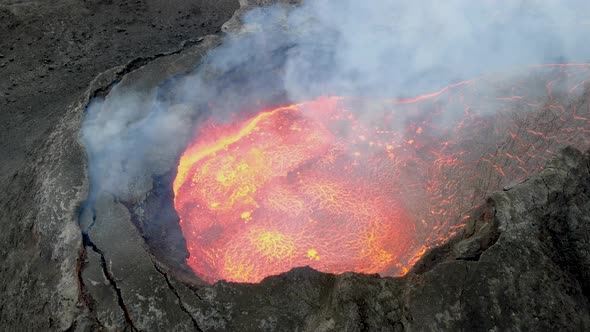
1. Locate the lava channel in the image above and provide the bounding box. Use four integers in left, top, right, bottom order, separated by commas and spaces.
174, 64, 590, 283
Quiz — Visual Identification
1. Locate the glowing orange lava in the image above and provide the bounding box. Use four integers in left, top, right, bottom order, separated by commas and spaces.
174, 64, 590, 283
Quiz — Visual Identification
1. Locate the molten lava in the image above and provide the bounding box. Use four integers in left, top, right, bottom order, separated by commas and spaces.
174, 64, 590, 283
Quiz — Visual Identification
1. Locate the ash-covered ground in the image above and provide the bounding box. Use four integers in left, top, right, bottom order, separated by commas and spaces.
0, 0, 238, 187
1, 1, 590, 331
0, 0, 238, 329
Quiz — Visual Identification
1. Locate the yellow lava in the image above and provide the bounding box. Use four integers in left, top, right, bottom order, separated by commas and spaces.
251, 230, 296, 261
307, 249, 320, 261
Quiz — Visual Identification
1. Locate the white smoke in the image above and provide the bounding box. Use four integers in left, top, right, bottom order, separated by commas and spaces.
83, 0, 590, 197
254, 0, 590, 99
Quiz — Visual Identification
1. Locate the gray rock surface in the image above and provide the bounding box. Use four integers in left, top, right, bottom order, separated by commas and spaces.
0, 0, 238, 184
2, 0, 590, 331
0, 0, 237, 330
407, 147, 590, 331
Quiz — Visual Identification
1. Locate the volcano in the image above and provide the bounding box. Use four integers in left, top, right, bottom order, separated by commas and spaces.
174, 64, 590, 283
5, 0, 590, 330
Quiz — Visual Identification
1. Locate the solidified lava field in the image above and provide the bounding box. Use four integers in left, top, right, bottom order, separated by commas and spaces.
174, 64, 590, 283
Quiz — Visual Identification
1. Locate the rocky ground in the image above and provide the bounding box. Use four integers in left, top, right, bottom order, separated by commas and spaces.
0, 0, 238, 329
1, 0, 590, 331
0, 0, 238, 187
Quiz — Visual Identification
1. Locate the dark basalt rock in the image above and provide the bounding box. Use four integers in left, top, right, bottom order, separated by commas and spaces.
405, 146, 590, 331
0, 0, 237, 330
2, 0, 590, 331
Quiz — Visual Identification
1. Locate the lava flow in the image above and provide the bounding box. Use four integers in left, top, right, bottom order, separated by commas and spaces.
174, 64, 590, 283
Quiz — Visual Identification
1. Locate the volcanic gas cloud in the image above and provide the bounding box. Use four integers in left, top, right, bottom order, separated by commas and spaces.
174, 64, 590, 283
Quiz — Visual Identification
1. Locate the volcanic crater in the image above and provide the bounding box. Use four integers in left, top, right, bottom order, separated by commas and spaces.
94, 63, 590, 286
77, 50, 590, 329
4, 0, 590, 331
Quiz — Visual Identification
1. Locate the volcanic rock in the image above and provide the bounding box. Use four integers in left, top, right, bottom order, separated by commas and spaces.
0, 0, 237, 330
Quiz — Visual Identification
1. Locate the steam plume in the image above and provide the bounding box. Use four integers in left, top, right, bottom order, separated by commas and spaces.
83, 0, 590, 197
